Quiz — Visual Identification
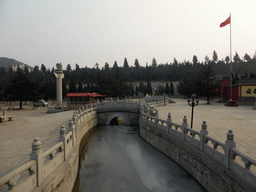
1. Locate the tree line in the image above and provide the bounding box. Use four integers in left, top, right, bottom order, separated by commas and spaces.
0, 50, 256, 107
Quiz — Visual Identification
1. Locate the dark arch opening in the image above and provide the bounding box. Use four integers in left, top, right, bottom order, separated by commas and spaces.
110, 117, 125, 125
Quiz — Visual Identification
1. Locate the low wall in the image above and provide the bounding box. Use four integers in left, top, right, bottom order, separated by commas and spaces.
0, 106, 98, 192
139, 107, 256, 192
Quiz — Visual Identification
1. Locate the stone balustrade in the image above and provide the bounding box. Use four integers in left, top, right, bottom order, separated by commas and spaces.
140, 104, 256, 191
0, 106, 97, 192
3, 98, 256, 191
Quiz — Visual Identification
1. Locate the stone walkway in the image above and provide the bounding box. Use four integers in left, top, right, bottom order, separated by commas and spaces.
154, 98, 256, 163
0, 104, 74, 178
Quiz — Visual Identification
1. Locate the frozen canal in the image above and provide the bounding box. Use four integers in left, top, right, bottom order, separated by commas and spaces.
75, 125, 206, 192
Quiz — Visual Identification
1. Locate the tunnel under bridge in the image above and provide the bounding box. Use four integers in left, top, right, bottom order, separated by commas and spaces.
96, 100, 142, 126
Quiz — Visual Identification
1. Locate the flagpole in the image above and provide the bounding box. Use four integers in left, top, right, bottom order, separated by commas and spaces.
230, 13, 232, 101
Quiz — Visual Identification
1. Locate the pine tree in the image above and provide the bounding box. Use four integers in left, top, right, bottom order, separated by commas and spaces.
152, 58, 157, 67
123, 58, 129, 68
78, 81, 83, 92
170, 82, 174, 95
5, 71, 41, 108
66, 64, 71, 72
146, 80, 152, 95
113, 61, 118, 69
212, 50, 218, 62
165, 82, 169, 94
134, 59, 140, 68
195, 64, 218, 104
69, 79, 77, 93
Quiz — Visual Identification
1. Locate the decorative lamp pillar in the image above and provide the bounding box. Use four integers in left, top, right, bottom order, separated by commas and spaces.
54, 63, 64, 108
187, 94, 199, 129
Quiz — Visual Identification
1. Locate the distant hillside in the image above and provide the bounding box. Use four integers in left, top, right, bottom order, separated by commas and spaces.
0, 57, 32, 69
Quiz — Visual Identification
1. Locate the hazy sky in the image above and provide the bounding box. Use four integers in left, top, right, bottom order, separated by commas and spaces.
1, 0, 256, 69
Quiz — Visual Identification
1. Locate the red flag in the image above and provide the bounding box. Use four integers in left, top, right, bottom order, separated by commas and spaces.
220, 16, 230, 27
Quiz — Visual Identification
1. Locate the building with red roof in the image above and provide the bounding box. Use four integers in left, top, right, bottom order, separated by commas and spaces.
66, 92, 106, 110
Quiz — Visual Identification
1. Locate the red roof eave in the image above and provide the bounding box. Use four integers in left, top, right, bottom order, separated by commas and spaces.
66, 92, 106, 98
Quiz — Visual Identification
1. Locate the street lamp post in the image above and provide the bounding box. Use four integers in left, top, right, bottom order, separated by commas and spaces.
187, 94, 199, 129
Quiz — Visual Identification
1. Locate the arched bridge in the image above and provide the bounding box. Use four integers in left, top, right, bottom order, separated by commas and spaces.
97, 100, 142, 126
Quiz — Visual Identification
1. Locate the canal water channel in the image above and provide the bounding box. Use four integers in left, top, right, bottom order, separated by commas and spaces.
74, 125, 206, 192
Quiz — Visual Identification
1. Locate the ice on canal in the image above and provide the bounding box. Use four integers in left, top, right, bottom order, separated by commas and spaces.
76, 125, 206, 192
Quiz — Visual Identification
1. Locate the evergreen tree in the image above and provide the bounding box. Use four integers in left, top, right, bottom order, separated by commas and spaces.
134, 59, 140, 68
178, 77, 194, 98
66, 64, 71, 72
123, 58, 129, 68
78, 81, 83, 92
135, 85, 139, 96
62, 81, 68, 98
83, 85, 88, 92
170, 82, 174, 95
192, 55, 198, 66
146, 80, 152, 95
173, 58, 178, 67
113, 61, 118, 69
87, 83, 91, 92
152, 58, 157, 67
104, 62, 109, 70
244, 53, 251, 62
76, 63, 80, 71
155, 85, 165, 95
165, 82, 170, 94
128, 83, 134, 96
5, 71, 41, 109
97, 69, 129, 98
205, 56, 210, 64
34, 65, 39, 74
69, 79, 77, 93
225, 56, 230, 64
213, 50, 218, 62
233, 52, 241, 63
138, 81, 145, 95
195, 64, 218, 104
41, 64, 46, 74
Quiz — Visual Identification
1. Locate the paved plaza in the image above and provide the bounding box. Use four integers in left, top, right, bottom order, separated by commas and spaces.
1, 99, 256, 178
0, 103, 74, 178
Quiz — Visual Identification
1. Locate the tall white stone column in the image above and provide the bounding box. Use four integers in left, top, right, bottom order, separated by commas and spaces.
54, 63, 64, 107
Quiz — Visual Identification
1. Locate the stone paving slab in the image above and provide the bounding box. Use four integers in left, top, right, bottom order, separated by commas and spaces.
0, 106, 74, 178
154, 98, 256, 162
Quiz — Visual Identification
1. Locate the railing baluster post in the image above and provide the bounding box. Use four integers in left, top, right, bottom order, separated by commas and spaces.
181, 116, 188, 141
59, 125, 67, 160
224, 129, 236, 169
200, 121, 208, 151
167, 113, 172, 134
69, 119, 75, 146
30, 137, 43, 186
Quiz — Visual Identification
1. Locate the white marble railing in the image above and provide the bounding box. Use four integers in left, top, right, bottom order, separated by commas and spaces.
0, 106, 97, 192
140, 105, 256, 190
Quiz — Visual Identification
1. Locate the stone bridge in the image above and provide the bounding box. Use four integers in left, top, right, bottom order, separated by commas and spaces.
97, 100, 142, 126
1, 99, 256, 192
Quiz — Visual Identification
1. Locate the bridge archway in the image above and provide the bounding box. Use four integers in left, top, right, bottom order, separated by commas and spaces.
105, 112, 131, 126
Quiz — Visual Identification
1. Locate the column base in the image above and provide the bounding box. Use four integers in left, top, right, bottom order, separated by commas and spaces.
47, 106, 65, 113
225, 100, 238, 107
